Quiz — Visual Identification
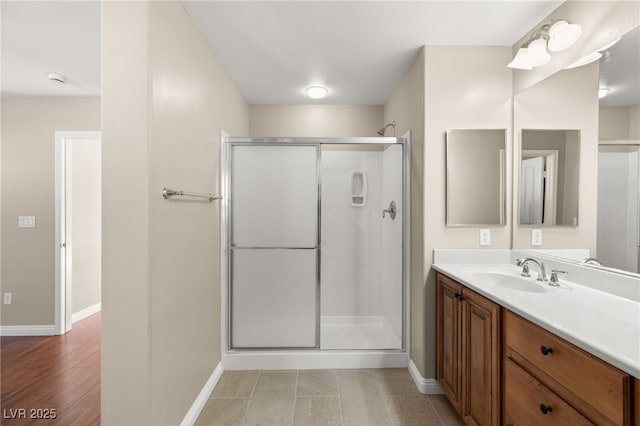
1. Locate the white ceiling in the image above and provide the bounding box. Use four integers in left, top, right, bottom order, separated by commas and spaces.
182, 1, 563, 105
1, 1, 101, 97
4, 1, 635, 107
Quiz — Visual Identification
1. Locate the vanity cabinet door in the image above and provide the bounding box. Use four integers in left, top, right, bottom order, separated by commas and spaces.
436, 273, 463, 413
436, 272, 500, 425
462, 288, 500, 426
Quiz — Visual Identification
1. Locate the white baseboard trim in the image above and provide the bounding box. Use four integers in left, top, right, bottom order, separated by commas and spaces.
72, 302, 101, 324
408, 359, 443, 394
1, 325, 56, 337
180, 362, 224, 426
223, 351, 408, 370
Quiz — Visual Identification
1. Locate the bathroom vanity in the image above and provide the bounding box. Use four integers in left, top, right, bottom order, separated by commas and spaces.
434, 252, 640, 426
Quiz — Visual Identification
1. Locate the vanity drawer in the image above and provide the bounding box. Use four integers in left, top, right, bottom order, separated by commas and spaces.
504, 310, 629, 425
504, 358, 592, 425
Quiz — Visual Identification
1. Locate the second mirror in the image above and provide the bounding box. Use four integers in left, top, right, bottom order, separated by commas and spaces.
519, 129, 580, 226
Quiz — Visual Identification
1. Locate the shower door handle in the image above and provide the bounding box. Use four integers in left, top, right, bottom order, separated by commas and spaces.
382, 201, 396, 220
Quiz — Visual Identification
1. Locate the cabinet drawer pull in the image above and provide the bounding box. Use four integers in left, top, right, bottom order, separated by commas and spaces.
539, 404, 553, 415
454, 292, 465, 301
540, 346, 553, 356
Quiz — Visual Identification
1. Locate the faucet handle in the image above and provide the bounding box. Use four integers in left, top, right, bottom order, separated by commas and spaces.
520, 263, 530, 277
549, 269, 567, 286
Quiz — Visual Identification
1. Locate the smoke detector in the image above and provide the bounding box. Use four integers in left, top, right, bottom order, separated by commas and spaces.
47, 73, 68, 84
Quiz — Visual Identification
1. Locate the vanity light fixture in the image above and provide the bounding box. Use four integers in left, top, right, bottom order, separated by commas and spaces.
564, 36, 622, 70
565, 51, 602, 69
598, 88, 611, 99
547, 20, 582, 52
508, 19, 581, 70
306, 85, 328, 99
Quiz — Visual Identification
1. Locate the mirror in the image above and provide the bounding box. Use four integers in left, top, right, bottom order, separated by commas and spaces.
446, 129, 506, 226
596, 26, 640, 274
512, 24, 639, 277
519, 129, 580, 227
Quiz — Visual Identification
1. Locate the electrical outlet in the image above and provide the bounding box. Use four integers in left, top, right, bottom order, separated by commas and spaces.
4, 293, 12, 305
479, 229, 491, 246
531, 228, 542, 246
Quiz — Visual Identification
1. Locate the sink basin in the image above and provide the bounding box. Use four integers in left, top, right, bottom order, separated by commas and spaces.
472, 272, 549, 293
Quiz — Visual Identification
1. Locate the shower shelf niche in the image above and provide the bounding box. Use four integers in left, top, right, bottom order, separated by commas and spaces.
350, 171, 367, 207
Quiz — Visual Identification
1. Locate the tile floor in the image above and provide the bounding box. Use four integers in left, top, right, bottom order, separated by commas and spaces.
195, 369, 464, 426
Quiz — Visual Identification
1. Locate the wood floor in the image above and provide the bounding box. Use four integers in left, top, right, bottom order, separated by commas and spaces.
1, 313, 100, 425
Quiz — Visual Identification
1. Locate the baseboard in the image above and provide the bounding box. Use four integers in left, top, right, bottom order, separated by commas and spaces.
180, 362, 224, 426
408, 359, 443, 394
223, 351, 408, 370
72, 302, 102, 324
0, 325, 56, 336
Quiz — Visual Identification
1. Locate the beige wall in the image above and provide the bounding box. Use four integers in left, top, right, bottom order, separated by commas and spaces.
102, 2, 249, 424
66, 139, 102, 316
1, 98, 100, 326
600, 105, 640, 140
423, 46, 513, 378
513, 1, 639, 94
249, 104, 383, 137
383, 47, 426, 375
513, 62, 599, 252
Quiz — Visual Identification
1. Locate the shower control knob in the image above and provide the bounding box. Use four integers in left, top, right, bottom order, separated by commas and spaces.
382, 201, 397, 220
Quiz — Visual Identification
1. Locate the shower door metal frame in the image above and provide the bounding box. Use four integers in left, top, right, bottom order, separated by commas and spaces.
220, 133, 411, 353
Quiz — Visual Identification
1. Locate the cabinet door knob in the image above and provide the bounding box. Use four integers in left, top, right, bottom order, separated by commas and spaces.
539, 404, 553, 415
540, 346, 553, 356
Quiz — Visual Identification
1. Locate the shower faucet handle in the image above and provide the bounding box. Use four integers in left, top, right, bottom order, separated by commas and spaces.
383, 201, 397, 220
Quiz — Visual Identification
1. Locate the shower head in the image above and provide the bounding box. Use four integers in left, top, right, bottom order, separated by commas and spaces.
377, 121, 396, 136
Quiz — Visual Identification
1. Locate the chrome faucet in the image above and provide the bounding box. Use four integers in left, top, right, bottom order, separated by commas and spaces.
516, 258, 547, 281
581, 257, 602, 266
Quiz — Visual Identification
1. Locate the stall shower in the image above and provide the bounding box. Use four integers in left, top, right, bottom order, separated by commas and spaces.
221, 136, 409, 367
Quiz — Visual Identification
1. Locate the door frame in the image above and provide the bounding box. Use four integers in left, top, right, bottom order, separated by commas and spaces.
54, 131, 101, 335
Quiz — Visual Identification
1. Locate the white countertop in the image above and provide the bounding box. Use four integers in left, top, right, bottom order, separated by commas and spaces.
432, 262, 640, 379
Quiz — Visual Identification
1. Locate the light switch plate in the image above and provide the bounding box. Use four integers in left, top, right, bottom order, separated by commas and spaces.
531, 228, 542, 246
18, 216, 36, 228
479, 229, 491, 246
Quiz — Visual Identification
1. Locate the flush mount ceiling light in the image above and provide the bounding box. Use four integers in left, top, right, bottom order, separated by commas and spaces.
598, 88, 611, 99
508, 19, 581, 70
306, 86, 328, 99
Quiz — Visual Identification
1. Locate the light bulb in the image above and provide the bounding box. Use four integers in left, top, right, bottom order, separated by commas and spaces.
306, 86, 328, 99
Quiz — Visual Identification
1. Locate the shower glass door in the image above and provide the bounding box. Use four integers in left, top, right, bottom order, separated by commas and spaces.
230, 145, 319, 348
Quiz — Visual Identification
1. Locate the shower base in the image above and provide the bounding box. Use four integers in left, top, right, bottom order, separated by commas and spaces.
320, 316, 401, 350
223, 315, 406, 370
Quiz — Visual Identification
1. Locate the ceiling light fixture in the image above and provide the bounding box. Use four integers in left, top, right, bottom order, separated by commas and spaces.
306, 86, 328, 99
563, 36, 622, 70
508, 19, 581, 70
564, 51, 602, 69
598, 88, 611, 99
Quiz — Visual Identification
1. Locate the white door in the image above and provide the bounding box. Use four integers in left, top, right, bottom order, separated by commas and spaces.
230, 145, 318, 348
520, 156, 545, 225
